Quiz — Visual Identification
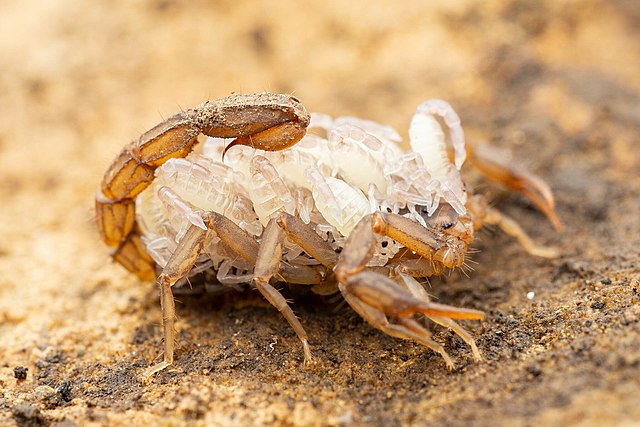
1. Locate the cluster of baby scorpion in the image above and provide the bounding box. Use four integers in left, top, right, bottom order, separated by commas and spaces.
139, 100, 468, 279
96, 93, 560, 379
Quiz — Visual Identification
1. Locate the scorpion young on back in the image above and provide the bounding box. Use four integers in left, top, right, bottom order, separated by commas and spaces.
96, 92, 561, 379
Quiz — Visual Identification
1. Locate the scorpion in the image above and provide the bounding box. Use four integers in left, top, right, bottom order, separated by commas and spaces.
96, 93, 561, 379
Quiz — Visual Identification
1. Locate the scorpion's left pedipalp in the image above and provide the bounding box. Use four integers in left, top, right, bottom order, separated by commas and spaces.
338, 273, 455, 369
204, 210, 322, 285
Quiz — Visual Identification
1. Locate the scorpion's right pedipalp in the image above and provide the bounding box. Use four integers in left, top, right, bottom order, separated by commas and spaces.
389, 257, 446, 279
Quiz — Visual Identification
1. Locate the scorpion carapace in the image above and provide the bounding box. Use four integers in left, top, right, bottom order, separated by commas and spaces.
96, 93, 560, 379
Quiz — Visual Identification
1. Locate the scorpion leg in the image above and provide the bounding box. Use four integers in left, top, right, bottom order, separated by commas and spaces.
142, 205, 322, 380
205, 211, 322, 366
275, 212, 339, 269
201, 211, 322, 285
234, 211, 341, 366
142, 224, 209, 380
336, 215, 484, 368
481, 206, 560, 258
253, 219, 317, 366
466, 143, 562, 231
275, 212, 340, 296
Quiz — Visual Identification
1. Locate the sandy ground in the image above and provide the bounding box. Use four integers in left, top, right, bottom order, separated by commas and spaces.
1, 0, 639, 425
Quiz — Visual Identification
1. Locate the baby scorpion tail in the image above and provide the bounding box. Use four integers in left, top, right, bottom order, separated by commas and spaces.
409, 99, 468, 216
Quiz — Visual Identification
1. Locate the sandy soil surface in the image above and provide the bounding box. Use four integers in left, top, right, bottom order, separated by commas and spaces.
1, 0, 639, 425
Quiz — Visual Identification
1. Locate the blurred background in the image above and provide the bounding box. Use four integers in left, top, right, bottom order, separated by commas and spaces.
1, 0, 639, 425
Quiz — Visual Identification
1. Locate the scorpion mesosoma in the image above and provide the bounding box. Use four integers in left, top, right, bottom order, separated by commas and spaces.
96, 93, 561, 379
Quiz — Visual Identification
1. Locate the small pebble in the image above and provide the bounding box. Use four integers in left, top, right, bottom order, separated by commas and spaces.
13, 366, 28, 380
591, 301, 605, 310
57, 381, 73, 402
527, 291, 535, 300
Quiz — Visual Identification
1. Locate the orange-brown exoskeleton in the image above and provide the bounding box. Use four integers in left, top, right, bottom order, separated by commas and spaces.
96, 93, 560, 380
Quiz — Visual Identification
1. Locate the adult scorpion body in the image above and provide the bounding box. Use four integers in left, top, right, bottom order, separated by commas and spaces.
96, 93, 560, 379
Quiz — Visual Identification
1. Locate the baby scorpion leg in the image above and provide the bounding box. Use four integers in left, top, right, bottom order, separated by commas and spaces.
336, 215, 484, 369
